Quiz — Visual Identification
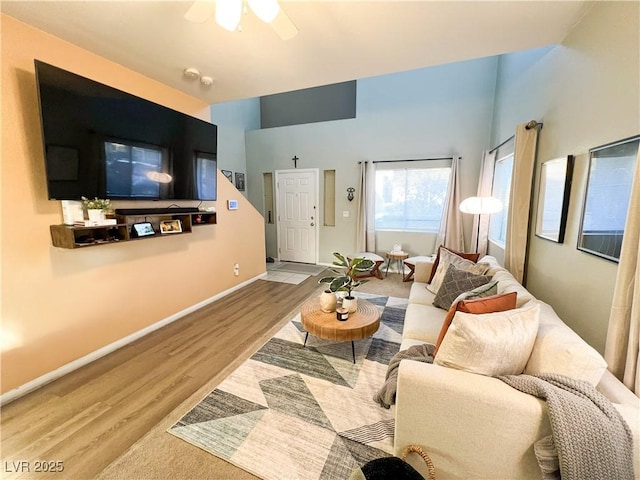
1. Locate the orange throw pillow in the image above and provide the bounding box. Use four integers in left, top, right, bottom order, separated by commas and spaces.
433, 292, 518, 356
428, 245, 481, 284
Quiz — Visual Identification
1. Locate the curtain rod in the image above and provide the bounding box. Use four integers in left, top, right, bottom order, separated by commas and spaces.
489, 120, 544, 154
489, 135, 515, 154
358, 157, 455, 164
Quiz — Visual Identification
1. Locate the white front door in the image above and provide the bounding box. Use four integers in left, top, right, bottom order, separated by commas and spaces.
276, 169, 318, 264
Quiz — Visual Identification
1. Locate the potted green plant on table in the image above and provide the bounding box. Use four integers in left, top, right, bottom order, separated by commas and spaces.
81, 196, 112, 222
318, 252, 374, 313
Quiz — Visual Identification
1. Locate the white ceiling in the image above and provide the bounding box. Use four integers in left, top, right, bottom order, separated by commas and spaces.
2, 1, 590, 104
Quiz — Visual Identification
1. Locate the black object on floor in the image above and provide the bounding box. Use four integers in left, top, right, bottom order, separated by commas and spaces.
357, 457, 424, 479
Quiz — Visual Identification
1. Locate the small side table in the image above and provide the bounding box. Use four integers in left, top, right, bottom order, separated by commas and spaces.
385, 251, 409, 277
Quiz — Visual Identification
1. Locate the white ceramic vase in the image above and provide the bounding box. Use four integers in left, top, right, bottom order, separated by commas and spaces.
87, 209, 105, 222
342, 296, 358, 313
319, 290, 337, 313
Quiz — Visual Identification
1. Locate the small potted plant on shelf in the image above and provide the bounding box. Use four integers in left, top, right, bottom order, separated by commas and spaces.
318, 252, 374, 313
81, 196, 111, 222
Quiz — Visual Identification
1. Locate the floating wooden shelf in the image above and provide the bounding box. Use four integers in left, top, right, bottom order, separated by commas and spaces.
50, 212, 216, 249
191, 212, 217, 226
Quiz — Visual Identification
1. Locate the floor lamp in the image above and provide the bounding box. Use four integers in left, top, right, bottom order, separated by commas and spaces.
459, 196, 503, 253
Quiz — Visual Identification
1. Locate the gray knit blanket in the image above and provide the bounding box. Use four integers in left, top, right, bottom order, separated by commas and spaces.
374, 343, 434, 409
498, 373, 634, 480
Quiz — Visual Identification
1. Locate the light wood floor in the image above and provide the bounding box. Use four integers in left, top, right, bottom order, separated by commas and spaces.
1, 272, 410, 479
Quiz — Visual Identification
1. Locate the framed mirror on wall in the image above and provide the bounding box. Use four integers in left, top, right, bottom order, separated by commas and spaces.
536, 155, 574, 243
578, 135, 640, 262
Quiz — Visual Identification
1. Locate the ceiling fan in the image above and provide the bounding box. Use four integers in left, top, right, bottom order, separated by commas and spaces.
184, 0, 298, 40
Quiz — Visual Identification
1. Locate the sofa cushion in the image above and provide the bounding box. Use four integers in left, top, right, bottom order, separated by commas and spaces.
492, 269, 535, 308
400, 337, 431, 351
432, 265, 492, 310
413, 259, 436, 284
597, 370, 640, 407
434, 291, 518, 355
614, 403, 640, 476
402, 303, 445, 344
428, 246, 480, 284
525, 318, 608, 386
434, 302, 540, 376
409, 282, 434, 306
427, 248, 490, 294
478, 254, 505, 277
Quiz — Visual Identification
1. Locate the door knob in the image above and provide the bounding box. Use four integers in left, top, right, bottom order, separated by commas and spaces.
310, 222, 315, 227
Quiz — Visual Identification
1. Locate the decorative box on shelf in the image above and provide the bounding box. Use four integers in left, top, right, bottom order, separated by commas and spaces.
73, 219, 117, 227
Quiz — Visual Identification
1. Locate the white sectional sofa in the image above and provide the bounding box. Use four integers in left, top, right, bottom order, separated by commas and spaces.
395, 255, 640, 479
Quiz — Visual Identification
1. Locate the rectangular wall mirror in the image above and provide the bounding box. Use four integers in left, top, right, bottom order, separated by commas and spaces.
578, 135, 640, 262
535, 155, 574, 243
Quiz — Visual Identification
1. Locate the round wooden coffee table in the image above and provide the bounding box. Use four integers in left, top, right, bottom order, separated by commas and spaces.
300, 297, 380, 363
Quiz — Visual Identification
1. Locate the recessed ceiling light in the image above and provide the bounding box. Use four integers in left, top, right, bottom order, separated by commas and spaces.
200, 76, 214, 86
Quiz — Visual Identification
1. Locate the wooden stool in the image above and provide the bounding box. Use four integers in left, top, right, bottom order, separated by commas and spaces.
352, 252, 384, 279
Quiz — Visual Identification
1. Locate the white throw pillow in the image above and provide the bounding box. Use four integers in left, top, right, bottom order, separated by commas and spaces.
434, 303, 540, 376
427, 248, 490, 294
525, 322, 608, 386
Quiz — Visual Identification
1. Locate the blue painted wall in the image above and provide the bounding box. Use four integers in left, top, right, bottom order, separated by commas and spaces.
245, 56, 499, 261
210, 97, 260, 196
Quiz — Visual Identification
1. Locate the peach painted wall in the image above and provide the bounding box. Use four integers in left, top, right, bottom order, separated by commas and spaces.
1, 15, 266, 394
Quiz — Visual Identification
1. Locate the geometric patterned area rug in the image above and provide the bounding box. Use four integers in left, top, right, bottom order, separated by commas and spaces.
168, 292, 408, 480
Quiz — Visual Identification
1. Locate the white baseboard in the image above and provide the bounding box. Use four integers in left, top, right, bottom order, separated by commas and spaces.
0, 272, 267, 406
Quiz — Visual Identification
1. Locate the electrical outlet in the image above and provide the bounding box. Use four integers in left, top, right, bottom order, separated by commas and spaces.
233, 263, 239, 276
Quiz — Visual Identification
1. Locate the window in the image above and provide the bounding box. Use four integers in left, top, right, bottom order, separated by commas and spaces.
488, 152, 514, 246
374, 163, 451, 232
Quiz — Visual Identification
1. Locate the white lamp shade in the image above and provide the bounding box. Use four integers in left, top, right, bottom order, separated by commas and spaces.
459, 196, 503, 215
248, 0, 280, 23
216, 0, 243, 31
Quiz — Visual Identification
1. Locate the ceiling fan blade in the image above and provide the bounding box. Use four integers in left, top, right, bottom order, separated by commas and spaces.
270, 7, 298, 40
184, 0, 216, 24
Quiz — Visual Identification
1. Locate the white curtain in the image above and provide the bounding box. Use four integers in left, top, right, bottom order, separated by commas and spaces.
365, 162, 376, 251
355, 162, 367, 252
355, 161, 376, 253
473, 149, 497, 256
504, 123, 539, 284
604, 148, 640, 396
435, 155, 464, 251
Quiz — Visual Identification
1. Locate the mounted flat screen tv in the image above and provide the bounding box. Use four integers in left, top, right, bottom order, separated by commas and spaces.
34, 60, 218, 201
